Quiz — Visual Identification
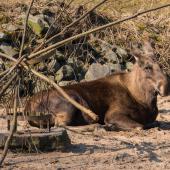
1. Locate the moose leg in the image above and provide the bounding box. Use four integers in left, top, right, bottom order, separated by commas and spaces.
104, 113, 143, 131
143, 121, 160, 129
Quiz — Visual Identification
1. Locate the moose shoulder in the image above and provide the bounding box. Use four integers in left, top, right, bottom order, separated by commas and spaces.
25, 42, 168, 130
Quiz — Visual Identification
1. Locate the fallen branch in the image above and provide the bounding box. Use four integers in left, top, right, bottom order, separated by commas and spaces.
0, 87, 18, 166
27, 3, 170, 61
0, 54, 99, 122
0, 73, 17, 97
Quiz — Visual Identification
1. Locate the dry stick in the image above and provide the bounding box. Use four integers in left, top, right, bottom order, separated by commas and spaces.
29, 68, 98, 121
0, 53, 98, 121
28, 3, 170, 61
0, 73, 17, 97
0, 69, 9, 78
19, 0, 35, 57
0, 0, 34, 80
33, 0, 108, 52
38, 0, 73, 45
0, 55, 25, 82
0, 86, 18, 166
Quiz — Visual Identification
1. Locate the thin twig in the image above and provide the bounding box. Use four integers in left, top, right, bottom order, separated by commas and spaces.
33, 0, 108, 52
0, 86, 18, 166
27, 3, 170, 61
19, 0, 35, 58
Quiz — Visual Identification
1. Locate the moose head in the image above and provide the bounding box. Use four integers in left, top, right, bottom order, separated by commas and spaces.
131, 42, 168, 98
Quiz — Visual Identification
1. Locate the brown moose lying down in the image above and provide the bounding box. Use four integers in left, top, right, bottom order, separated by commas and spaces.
25, 42, 168, 130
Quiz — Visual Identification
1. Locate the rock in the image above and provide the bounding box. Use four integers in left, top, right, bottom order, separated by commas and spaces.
0, 43, 18, 57
47, 58, 60, 73
115, 46, 128, 62
0, 32, 8, 42
104, 51, 118, 63
100, 42, 118, 63
6, 24, 20, 32
107, 63, 122, 72
28, 14, 49, 36
55, 50, 66, 62
126, 62, 134, 71
37, 62, 47, 72
58, 80, 77, 86
30, 7, 39, 15
15, 2, 28, 12
41, 8, 54, 17
55, 65, 75, 82
85, 63, 110, 81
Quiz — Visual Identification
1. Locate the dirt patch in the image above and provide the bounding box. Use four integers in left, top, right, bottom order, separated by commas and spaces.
0, 96, 169, 170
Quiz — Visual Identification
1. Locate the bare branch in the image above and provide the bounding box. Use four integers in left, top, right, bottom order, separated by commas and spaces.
19, 0, 35, 58
0, 54, 99, 122
0, 86, 18, 166
0, 73, 17, 97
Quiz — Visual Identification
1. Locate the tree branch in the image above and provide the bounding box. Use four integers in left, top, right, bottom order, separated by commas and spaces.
0, 53, 99, 122
0, 86, 18, 166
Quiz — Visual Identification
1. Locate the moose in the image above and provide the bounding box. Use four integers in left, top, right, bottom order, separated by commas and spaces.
24, 42, 168, 130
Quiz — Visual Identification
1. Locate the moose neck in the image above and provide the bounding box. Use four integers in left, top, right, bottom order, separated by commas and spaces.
124, 65, 157, 108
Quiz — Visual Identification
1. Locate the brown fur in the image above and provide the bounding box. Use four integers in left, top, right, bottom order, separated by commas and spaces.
24, 42, 168, 130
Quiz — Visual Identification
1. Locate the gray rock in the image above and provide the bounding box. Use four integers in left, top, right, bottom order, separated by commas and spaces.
85, 63, 110, 81
126, 62, 134, 71
28, 14, 49, 36
103, 51, 118, 63
55, 65, 75, 82
37, 62, 47, 72
58, 80, 77, 86
100, 42, 118, 63
107, 63, 122, 72
6, 24, 20, 32
55, 50, 66, 62
47, 58, 60, 73
0, 43, 18, 57
116, 46, 128, 62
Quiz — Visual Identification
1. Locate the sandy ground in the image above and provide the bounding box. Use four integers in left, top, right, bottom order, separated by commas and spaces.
0, 96, 169, 170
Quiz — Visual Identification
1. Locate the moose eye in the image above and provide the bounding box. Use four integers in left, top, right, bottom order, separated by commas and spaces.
144, 65, 153, 72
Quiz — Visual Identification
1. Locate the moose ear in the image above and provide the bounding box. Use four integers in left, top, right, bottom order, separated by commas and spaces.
143, 41, 154, 55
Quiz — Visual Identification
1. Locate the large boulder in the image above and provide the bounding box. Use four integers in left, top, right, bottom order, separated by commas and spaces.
55, 65, 75, 82
0, 42, 18, 57
85, 63, 111, 81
